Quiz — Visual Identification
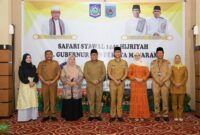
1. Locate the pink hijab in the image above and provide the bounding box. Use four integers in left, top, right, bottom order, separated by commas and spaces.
64, 54, 79, 79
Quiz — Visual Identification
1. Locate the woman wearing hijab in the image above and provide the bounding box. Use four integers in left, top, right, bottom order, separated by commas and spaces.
170, 55, 188, 122
17, 53, 39, 122
128, 52, 150, 121
60, 55, 83, 121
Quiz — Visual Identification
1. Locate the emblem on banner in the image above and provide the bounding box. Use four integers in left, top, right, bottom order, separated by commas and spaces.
89, 4, 101, 18
105, 4, 116, 18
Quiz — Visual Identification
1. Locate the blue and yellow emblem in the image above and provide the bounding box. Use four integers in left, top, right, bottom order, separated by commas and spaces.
89, 4, 101, 18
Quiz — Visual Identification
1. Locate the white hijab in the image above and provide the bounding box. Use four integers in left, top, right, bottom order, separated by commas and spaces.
132, 52, 147, 67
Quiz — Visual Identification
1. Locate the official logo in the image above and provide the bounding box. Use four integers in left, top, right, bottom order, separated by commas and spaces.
105, 4, 116, 18
89, 4, 101, 18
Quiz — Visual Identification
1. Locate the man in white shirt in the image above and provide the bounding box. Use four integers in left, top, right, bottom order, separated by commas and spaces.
42, 6, 66, 35
146, 6, 167, 36
125, 5, 146, 36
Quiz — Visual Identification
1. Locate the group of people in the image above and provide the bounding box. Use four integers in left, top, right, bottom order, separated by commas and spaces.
125, 5, 167, 36
16, 47, 188, 123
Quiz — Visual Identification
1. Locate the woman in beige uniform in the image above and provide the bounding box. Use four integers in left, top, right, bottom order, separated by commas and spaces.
170, 55, 188, 122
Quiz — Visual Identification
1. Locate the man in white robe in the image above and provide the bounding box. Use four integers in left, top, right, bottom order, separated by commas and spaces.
146, 6, 168, 36
42, 6, 68, 35
125, 5, 146, 36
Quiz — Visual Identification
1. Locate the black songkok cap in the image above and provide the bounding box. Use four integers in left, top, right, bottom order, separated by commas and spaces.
90, 49, 98, 54
154, 6, 161, 11
132, 5, 140, 11
156, 47, 164, 53
114, 47, 121, 52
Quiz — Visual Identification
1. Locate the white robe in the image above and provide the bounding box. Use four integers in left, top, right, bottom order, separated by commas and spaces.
41, 18, 70, 35
125, 17, 146, 36
54, 19, 62, 35
146, 17, 168, 36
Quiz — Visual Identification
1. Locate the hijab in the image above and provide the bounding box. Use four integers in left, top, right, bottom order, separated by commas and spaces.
173, 54, 185, 69
63, 54, 79, 79
20, 53, 36, 77
21, 53, 33, 69
132, 52, 147, 67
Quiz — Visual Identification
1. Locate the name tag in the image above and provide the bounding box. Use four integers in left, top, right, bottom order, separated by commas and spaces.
158, 72, 161, 77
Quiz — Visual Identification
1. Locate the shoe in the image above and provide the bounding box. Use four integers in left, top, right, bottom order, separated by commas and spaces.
179, 118, 183, 122
88, 117, 94, 121
163, 117, 169, 122
41, 116, 50, 122
174, 118, 178, 121
95, 116, 103, 121
51, 117, 58, 121
109, 117, 115, 123
155, 117, 160, 121
134, 118, 139, 122
117, 117, 124, 122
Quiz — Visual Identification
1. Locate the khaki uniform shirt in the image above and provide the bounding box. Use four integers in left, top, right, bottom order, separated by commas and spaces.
37, 60, 60, 81
170, 66, 188, 94
83, 60, 106, 84
151, 59, 171, 87
107, 59, 128, 80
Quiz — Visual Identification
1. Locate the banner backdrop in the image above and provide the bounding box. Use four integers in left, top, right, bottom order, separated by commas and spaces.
22, 0, 184, 90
